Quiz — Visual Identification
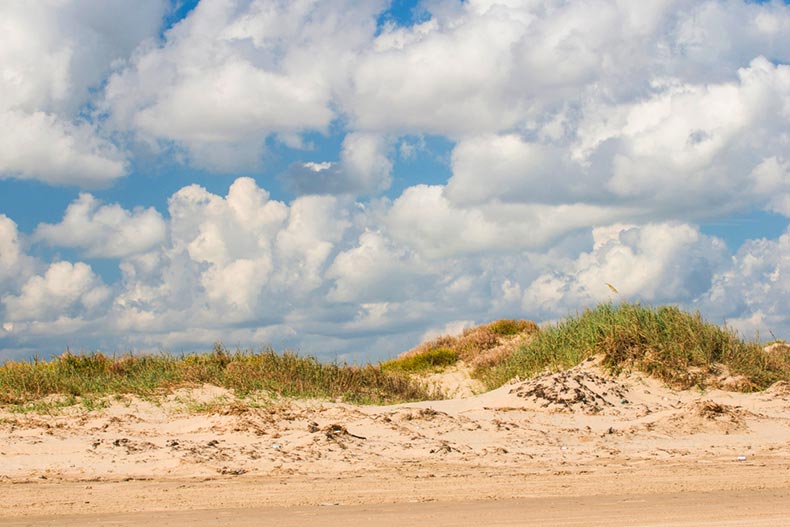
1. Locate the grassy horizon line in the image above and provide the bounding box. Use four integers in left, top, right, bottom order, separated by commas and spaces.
0, 344, 437, 407
1, 302, 789, 411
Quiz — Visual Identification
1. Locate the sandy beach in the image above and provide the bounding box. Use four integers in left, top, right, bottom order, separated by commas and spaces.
2, 358, 790, 525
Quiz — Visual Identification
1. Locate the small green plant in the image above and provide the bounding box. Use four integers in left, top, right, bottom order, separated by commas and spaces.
487, 319, 539, 336
380, 347, 459, 374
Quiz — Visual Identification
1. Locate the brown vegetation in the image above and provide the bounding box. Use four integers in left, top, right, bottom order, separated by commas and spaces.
393, 319, 540, 372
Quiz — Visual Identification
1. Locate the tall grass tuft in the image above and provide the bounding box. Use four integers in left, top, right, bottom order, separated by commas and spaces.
478, 303, 790, 391
0, 345, 434, 406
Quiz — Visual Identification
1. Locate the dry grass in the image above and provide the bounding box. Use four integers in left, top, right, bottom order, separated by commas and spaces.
380, 347, 459, 374
390, 319, 540, 374
3, 305, 787, 411
0, 344, 435, 407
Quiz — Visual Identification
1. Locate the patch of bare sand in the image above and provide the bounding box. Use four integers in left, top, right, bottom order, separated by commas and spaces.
2, 359, 790, 521
5, 488, 790, 527
418, 361, 486, 398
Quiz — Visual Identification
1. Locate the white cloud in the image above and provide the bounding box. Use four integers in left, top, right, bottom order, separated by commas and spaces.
446, 134, 586, 206
2, 261, 110, 322
670, 0, 790, 82
35, 194, 166, 258
438, 58, 790, 230
750, 157, 790, 216
106, 178, 352, 333
103, 0, 383, 171
521, 223, 729, 317
326, 230, 433, 303
386, 184, 626, 258
201, 257, 272, 316
0, 214, 36, 290
5, 0, 790, 359
574, 58, 790, 213
168, 177, 288, 266
157, 177, 290, 321
0, 0, 166, 186
347, 12, 523, 135
345, 0, 790, 136
272, 194, 351, 295
0, 110, 127, 187
700, 225, 790, 338
1, 176, 788, 360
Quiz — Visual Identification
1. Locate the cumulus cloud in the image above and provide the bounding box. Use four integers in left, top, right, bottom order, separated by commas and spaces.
386, 185, 626, 258
272, 194, 351, 296
3, 178, 540, 356
34, 194, 166, 258
0, 111, 127, 187
440, 58, 790, 226
700, 225, 790, 337
344, 0, 790, 136
445, 134, 587, 206
0, 215, 36, 290
326, 230, 433, 303
103, 0, 383, 171
521, 223, 729, 318
90, 0, 790, 219
1, 176, 789, 361
575, 58, 790, 214
0, 0, 166, 186
2, 261, 110, 323
750, 157, 790, 217
109, 178, 352, 335
5, 0, 790, 360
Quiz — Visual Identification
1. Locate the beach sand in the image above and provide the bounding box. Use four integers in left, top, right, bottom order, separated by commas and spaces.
2, 358, 789, 525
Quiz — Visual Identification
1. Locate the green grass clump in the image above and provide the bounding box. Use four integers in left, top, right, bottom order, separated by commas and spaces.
487, 319, 539, 336
0, 344, 434, 407
478, 302, 790, 391
380, 347, 459, 374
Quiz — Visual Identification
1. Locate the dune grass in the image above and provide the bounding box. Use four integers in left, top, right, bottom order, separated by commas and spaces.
477, 302, 790, 391
380, 347, 459, 374
397, 319, 540, 372
0, 344, 434, 407
2, 304, 787, 410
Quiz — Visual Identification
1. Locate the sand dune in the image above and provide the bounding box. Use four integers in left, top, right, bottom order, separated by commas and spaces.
1, 358, 790, 523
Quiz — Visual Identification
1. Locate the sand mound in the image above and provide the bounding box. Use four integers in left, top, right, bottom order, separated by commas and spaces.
419, 362, 486, 399
653, 400, 751, 435
765, 380, 790, 398
508, 360, 631, 415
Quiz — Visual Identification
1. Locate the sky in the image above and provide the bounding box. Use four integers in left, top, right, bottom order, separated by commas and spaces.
2, 0, 790, 362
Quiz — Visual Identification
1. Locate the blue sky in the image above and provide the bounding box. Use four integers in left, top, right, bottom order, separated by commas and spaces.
2, 0, 790, 361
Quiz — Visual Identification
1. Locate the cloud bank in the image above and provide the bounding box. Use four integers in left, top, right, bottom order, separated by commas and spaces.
2, 0, 790, 360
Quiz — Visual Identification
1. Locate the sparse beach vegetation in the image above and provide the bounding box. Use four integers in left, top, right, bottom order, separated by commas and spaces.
380, 347, 459, 374
1, 304, 788, 412
477, 303, 790, 391
0, 344, 434, 409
